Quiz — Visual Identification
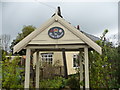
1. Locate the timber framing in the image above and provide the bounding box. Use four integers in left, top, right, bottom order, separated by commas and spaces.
13, 14, 102, 55
13, 9, 102, 89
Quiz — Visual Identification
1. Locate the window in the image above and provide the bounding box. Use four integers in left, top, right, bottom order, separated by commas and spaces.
73, 54, 79, 67
41, 53, 53, 64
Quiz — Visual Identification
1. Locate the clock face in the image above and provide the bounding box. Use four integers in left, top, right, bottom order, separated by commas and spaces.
48, 27, 64, 39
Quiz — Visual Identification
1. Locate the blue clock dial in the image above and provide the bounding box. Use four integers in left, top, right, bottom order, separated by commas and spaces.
48, 27, 64, 39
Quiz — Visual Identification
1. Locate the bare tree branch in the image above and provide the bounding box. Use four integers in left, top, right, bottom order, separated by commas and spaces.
0, 34, 11, 52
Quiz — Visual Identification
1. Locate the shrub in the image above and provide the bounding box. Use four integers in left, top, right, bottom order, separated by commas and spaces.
66, 76, 80, 90
2, 55, 24, 88
39, 77, 66, 89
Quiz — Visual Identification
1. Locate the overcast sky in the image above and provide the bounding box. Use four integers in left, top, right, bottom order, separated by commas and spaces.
0, 0, 118, 44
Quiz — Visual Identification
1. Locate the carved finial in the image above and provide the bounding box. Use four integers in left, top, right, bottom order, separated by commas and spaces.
57, 6, 63, 18
52, 6, 63, 18
77, 25, 80, 30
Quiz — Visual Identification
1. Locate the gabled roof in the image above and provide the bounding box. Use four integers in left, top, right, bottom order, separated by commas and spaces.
13, 13, 102, 54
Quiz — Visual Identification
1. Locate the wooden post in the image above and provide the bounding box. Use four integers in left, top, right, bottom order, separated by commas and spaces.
79, 50, 83, 89
24, 48, 31, 88
84, 47, 89, 88
60, 66, 62, 76
36, 51, 40, 88
62, 49, 68, 79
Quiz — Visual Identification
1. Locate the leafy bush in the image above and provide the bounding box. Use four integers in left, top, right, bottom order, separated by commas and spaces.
39, 75, 82, 89
89, 40, 120, 88
66, 76, 80, 90
2, 54, 24, 88
39, 77, 66, 89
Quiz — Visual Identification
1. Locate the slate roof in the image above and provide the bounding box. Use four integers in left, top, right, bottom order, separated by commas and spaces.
80, 31, 100, 41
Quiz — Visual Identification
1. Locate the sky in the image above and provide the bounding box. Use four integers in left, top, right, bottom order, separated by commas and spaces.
0, 0, 119, 45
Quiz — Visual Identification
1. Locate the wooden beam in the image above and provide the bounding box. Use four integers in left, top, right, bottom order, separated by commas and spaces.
79, 50, 83, 89
24, 48, 31, 88
36, 51, 40, 88
30, 48, 84, 52
27, 45, 87, 50
28, 43, 86, 46
84, 47, 89, 88
62, 49, 68, 79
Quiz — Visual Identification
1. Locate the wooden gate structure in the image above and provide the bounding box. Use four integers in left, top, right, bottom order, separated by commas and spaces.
13, 7, 102, 89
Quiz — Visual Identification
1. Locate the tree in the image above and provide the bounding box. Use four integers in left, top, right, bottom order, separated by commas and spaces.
89, 29, 120, 88
0, 34, 11, 53
1, 25, 36, 88
10, 25, 36, 55
116, 44, 120, 86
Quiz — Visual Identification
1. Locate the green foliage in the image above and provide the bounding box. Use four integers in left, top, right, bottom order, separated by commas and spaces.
100, 29, 108, 40
89, 30, 120, 88
89, 51, 111, 88
66, 76, 79, 89
2, 50, 7, 61
39, 76, 81, 89
117, 45, 120, 86
39, 77, 66, 89
10, 25, 36, 55
15, 25, 36, 43
2, 53, 24, 88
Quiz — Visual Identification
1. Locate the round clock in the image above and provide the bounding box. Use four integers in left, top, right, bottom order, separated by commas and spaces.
48, 27, 64, 39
